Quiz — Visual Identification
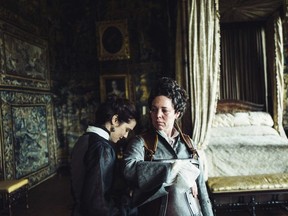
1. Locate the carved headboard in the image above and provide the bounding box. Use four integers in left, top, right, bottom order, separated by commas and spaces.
216, 99, 264, 113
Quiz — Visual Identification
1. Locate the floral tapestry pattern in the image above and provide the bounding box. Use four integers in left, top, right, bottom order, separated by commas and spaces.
0, 91, 57, 184
12, 106, 49, 179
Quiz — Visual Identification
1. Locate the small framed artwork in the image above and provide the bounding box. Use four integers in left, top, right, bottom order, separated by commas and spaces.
97, 19, 130, 61
100, 74, 129, 102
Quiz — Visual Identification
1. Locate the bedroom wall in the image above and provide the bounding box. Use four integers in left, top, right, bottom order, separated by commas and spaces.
47, 0, 178, 166
0, 0, 177, 172
0, 1, 57, 186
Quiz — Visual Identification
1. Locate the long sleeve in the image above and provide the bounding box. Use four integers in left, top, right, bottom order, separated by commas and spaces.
81, 137, 117, 216
123, 136, 172, 206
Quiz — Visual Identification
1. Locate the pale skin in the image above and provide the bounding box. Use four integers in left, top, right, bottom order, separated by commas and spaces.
105, 115, 137, 143
150, 95, 198, 197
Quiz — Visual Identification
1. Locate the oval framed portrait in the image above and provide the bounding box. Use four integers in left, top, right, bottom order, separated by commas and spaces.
97, 20, 130, 61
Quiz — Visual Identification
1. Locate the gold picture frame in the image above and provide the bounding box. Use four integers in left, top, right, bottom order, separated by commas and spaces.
100, 74, 129, 102
97, 20, 130, 61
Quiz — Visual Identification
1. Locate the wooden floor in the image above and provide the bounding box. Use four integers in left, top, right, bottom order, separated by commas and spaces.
3, 168, 287, 216
5, 168, 73, 216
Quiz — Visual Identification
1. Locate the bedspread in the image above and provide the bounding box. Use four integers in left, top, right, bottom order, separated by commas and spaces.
205, 111, 288, 177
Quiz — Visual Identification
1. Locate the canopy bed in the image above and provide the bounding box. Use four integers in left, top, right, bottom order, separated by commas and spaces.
204, 0, 288, 178
175, 0, 288, 212
175, 0, 287, 178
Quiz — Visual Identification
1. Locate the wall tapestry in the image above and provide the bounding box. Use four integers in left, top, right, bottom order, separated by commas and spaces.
0, 91, 57, 185
12, 105, 49, 179
0, 20, 50, 90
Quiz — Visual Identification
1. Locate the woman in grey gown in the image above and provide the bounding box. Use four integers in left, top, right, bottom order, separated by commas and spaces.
122, 77, 213, 216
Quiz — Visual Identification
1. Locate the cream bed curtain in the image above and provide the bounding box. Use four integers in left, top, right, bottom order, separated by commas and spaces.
176, 0, 220, 150
272, 14, 286, 137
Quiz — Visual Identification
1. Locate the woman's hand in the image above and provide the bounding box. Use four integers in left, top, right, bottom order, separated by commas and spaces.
191, 181, 198, 197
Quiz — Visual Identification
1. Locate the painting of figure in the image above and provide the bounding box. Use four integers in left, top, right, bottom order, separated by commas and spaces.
100, 74, 129, 102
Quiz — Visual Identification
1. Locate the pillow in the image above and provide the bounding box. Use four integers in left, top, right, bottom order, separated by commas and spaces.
210, 125, 279, 137
248, 111, 274, 127
212, 113, 234, 127
233, 112, 250, 126
212, 111, 274, 128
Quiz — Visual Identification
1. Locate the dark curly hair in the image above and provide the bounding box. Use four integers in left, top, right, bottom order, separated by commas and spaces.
148, 77, 189, 118
94, 97, 137, 126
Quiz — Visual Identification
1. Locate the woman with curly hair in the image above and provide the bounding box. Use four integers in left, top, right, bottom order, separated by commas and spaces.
123, 77, 213, 216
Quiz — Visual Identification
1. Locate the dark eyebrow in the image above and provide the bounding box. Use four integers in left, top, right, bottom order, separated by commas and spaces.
151, 105, 169, 109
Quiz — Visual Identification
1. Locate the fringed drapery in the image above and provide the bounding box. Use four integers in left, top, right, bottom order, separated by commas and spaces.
176, 0, 220, 148
219, 0, 283, 23
272, 14, 286, 137
219, 13, 285, 137
175, 0, 220, 179
219, 24, 267, 106
187, 0, 220, 150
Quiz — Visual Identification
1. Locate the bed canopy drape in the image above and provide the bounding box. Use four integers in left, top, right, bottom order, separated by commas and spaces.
176, 0, 286, 152
219, 0, 285, 137
176, 0, 220, 151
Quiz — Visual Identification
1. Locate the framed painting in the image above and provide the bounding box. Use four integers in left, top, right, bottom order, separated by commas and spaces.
100, 74, 129, 102
97, 19, 130, 61
0, 91, 57, 185
0, 20, 50, 90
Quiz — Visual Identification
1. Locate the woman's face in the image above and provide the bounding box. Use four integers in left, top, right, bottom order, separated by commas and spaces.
150, 95, 180, 136
110, 119, 136, 143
